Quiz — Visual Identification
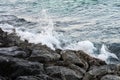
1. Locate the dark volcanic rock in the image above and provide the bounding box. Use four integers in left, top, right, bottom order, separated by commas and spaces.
0, 76, 6, 80
61, 50, 105, 70
46, 66, 83, 80
28, 49, 60, 62
101, 75, 120, 80
0, 28, 11, 47
0, 56, 44, 79
61, 50, 89, 69
16, 76, 38, 80
77, 50, 106, 70
16, 74, 54, 80
61, 50, 86, 68
83, 64, 119, 80
0, 46, 28, 58
0, 28, 23, 47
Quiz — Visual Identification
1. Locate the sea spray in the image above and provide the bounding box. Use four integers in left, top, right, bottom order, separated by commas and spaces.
64, 40, 97, 57
99, 44, 119, 64
16, 9, 62, 50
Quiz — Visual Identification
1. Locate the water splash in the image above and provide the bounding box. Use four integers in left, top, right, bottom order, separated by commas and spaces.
64, 40, 97, 57
98, 44, 119, 64
16, 9, 62, 50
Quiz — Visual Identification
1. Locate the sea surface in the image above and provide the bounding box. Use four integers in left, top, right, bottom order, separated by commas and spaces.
0, 0, 120, 63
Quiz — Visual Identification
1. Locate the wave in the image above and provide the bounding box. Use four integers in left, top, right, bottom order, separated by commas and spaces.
0, 13, 119, 64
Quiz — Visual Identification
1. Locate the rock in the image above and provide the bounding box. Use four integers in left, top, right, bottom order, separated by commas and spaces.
46, 66, 83, 80
37, 74, 55, 80
83, 64, 119, 80
67, 64, 86, 75
16, 76, 38, 80
0, 56, 44, 79
7, 33, 23, 46
44, 61, 86, 76
16, 74, 54, 80
77, 50, 106, 69
61, 50, 106, 71
61, 50, 84, 66
0, 76, 6, 80
28, 49, 60, 62
0, 46, 28, 58
61, 50, 87, 69
0, 28, 4, 33
101, 75, 120, 80
50, 61, 86, 78
0, 28, 11, 47
0, 28, 23, 47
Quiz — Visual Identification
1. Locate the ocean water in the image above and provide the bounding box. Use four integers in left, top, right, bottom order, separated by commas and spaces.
0, 0, 120, 64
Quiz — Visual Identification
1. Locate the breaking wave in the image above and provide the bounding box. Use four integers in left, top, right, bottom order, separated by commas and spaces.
0, 0, 120, 64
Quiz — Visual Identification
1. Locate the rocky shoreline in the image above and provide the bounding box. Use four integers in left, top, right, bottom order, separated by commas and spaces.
0, 28, 120, 80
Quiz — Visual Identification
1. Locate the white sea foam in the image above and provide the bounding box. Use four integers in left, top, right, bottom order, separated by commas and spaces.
16, 29, 61, 50
64, 40, 97, 57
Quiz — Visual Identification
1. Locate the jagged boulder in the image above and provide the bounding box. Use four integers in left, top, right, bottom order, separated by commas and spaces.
28, 49, 60, 63
83, 64, 119, 80
0, 56, 44, 79
61, 50, 87, 69
46, 66, 83, 80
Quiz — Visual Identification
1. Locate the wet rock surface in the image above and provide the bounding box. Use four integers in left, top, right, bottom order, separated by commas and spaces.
46, 66, 82, 80
0, 46, 28, 58
0, 27, 120, 80
101, 75, 120, 80
28, 49, 60, 63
